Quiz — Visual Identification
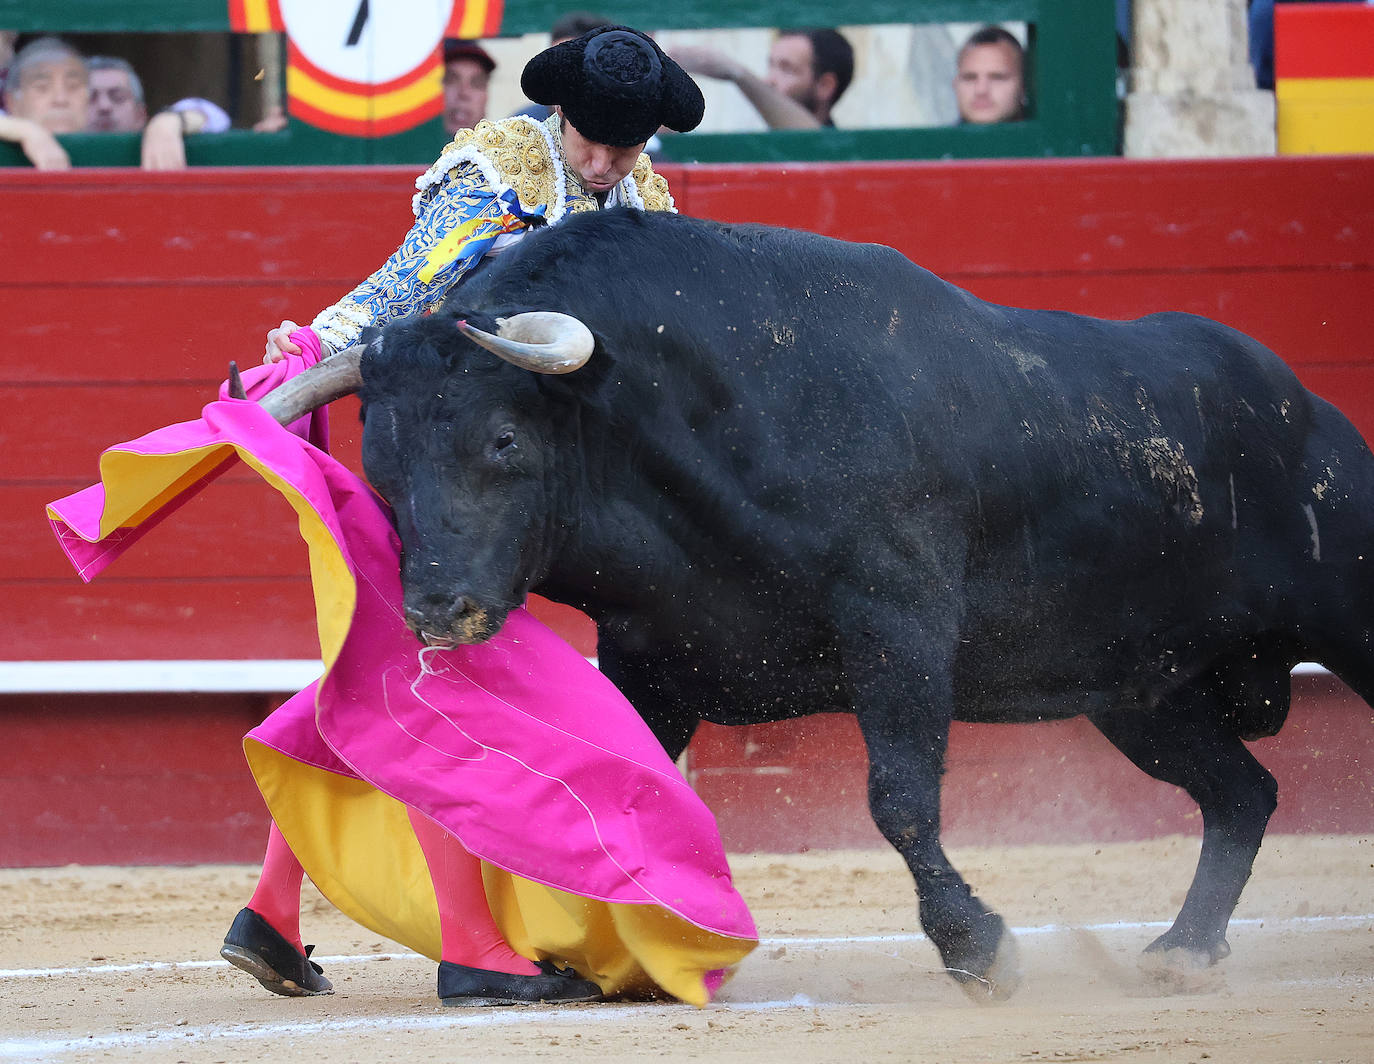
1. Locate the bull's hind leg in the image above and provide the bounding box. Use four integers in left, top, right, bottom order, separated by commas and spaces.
1090, 693, 1277, 977
857, 695, 1021, 1003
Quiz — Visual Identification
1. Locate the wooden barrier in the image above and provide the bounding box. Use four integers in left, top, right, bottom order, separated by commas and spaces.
1, 156, 1371, 864
3, 673, 1368, 865
690, 673, 1374, 852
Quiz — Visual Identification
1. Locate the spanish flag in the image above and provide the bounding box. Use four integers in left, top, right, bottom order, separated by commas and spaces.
1275, 2, 1374, 155
227, 0, 283, 34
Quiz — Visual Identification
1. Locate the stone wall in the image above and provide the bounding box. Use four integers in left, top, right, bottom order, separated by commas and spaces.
1123, 0, 1276, 157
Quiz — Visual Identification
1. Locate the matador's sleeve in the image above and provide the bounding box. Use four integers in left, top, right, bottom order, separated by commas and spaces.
310, 164, 544, 354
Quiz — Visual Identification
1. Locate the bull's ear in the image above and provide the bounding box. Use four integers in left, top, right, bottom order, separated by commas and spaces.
456, 312, 593, 374
360, 324, 385, 353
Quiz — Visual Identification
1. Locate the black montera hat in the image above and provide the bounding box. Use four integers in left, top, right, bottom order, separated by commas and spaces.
521, 26, 704, 147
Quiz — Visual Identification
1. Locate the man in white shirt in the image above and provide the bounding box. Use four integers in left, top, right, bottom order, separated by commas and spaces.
86, 54, 231, 170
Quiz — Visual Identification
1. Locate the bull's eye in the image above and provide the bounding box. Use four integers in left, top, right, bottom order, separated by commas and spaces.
494, 429, 517, 453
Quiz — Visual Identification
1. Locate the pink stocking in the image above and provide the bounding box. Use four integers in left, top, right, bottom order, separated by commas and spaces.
406, 807, 539, 975
246, 821, 306, 952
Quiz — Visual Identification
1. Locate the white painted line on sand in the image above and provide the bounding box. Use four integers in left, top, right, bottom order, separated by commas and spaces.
2, 913, 1368, 982
0, 1004, 727, 1061
0, 952, 418, 980
768, 912, 1374, 948
3, 915, 1372, 1062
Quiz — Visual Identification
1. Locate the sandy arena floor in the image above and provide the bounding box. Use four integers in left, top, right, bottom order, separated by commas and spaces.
1, 834, 1371, 1063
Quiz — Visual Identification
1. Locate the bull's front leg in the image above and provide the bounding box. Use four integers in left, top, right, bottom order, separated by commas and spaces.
851, 641, 1022, 1003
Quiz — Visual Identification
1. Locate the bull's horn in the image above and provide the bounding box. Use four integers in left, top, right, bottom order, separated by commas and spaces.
254, 343, 366, 425
456, 312, 593, 374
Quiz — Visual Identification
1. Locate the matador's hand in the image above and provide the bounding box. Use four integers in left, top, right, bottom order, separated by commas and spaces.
264, 320, 303, 363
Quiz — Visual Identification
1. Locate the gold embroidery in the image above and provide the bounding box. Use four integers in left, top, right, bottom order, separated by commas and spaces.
639, 172, 673, 213
435, 117, 683, 225
475, 121, 507, 149
442, 119, 560, 213
627, 152, 671, 213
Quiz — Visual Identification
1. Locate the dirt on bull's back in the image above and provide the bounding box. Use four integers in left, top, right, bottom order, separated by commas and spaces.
1, 834, 1370, 1063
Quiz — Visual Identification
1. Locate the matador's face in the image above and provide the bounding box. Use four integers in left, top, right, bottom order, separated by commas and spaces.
559, 115, 645, 193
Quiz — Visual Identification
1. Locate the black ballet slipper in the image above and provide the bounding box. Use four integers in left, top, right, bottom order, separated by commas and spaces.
437, 959, 603, 1006
220, 907, 334, 997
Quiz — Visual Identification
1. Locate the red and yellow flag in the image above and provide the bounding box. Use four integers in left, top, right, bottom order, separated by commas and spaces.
1275, 3, 1374, 155
228, 0, 282, 34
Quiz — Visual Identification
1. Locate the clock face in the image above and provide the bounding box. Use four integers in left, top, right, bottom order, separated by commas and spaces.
228, 0, 503, 135
279, 0, 450, 86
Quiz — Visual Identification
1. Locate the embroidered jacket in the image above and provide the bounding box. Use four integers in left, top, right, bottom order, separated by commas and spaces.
310, 114, 676, 354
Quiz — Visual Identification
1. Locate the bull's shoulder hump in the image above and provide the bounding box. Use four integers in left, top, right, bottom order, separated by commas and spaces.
846, 237, 942, 276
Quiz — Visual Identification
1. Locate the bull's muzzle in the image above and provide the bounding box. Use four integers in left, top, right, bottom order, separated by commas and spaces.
404, 595, 502, 647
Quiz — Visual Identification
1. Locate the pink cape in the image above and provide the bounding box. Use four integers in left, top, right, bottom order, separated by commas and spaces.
46, 353, 756, 1004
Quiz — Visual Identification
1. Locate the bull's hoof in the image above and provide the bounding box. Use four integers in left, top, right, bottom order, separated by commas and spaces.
1137, 933, 1229, 994
951, 926, 1022, 1004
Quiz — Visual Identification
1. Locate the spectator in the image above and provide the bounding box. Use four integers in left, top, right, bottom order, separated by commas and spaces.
1249, 0, 1275, 90
673, 27, 854, 129
253, 105, 287, 133
549, 9, 612, 42
440, 38, 494, 136
0, 35, 88, 169
510, 11, 611, 122
767, 28, 853, 126
86, 56, 146, 130
87, 55, 231, 170
954, 25, 1027, 124
0, 29, 16, 87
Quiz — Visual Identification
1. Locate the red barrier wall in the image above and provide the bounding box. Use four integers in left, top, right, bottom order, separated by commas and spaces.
2, 156, 1371, 864
3, 675, 1368, 865
691, 676, 1373, 852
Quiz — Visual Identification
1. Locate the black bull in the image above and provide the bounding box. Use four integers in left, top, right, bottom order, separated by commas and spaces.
276, 209, 1374, 1000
